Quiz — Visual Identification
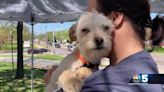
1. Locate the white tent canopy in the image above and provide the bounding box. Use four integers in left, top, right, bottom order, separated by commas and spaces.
0, 0, 163, 23
0, 0, 87, 23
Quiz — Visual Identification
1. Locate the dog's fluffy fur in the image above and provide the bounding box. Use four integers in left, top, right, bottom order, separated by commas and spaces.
46, 11, 114, 92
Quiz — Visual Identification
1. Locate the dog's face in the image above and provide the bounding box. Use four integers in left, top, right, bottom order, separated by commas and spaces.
76, 11, 114, 63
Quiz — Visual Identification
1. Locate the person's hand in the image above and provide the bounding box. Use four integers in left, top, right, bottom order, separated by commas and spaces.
44, 65, 58, 84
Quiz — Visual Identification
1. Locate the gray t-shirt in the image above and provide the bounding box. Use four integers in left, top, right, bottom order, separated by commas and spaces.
81, 51, 163, 92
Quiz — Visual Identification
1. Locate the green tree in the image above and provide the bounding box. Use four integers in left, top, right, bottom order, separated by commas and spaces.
23, 25, 31, 41
36, 30, 70, 42
0, 26, 12, 49
55, 30, 69, 41
47, 32, 53, 41
0, 22, 30, 49
36, 34, 46, 41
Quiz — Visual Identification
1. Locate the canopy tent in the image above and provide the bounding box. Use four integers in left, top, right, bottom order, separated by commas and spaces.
0, 0, 87, 23
0, 0, 163, 23
0, 1, 88, 91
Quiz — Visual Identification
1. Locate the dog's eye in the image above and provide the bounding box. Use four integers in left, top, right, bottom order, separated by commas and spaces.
81, 28, 90, 33
103, 25, 109, 31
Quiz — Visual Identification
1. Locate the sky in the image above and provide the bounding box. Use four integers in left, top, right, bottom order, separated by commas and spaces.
32, 22, 75, 35
30, 13, 163, 35
1, 13, 162, 35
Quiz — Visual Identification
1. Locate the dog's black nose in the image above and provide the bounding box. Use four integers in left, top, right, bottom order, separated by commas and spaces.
94, 37, 104, 46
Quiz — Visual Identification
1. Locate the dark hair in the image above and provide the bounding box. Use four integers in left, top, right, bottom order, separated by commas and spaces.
97, 0, 164, 45
151, 16, 164, 45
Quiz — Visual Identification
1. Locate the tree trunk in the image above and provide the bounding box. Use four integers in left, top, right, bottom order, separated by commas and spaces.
15, 22, 24, 79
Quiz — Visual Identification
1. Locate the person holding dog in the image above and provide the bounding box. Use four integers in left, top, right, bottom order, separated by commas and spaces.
45, 0, 164, 92
80, 0, 164, 92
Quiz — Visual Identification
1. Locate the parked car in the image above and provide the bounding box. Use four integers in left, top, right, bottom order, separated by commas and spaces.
67, 44, 76, 51
27, 49, 42, 54
39, 48, 50, 53
55, 43, 61, 48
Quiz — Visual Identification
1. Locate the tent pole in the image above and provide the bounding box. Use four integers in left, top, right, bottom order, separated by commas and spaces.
10, 30, 14, 72
9, 17, 15, 73
31, 15, 34, 92
53, 31, 55, 54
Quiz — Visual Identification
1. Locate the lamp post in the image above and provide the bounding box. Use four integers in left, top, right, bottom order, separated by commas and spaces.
52, 31, 55, 54
10, 30, 14, 72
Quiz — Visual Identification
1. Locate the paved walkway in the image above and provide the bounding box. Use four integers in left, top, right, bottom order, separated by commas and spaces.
0, 53, 163, 73
0, 57, 61, 70
25, 59, 60, 69
151, 53, 164, 73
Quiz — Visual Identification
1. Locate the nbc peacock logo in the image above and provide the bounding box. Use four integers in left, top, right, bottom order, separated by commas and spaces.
132, 74, 141, 83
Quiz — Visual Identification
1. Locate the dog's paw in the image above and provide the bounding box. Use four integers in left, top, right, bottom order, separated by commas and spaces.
75, 67, 92, 80
58, 70, 83, 92
62, 77, 83, 92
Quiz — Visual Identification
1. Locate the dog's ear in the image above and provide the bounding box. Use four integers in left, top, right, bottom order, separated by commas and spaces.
69, 23, 77, 42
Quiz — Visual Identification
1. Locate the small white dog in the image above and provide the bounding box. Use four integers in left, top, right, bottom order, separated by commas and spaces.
46, 11, 114, 92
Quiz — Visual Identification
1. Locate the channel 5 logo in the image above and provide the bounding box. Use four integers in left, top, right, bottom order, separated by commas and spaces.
132, 74, 148, 83
130, 74, 164, 84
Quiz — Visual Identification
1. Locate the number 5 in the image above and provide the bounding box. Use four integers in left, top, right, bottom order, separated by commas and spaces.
142, 74, 148, 83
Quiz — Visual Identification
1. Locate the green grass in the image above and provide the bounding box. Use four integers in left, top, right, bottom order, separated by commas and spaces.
0, 43, 39, 51
0, 62, 47, 92
153, 47, 164, 53
0, 54, 16, 57
145, 47, 164, 53
1, 43, 17, 51
0, 54, 64, 60
33, 54, 64, 60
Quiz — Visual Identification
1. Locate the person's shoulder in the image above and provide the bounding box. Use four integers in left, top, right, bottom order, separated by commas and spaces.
81, 51, 163, 92
82, 67, 163, 92
82, 66, 128, 92
122, 51, 158, 73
